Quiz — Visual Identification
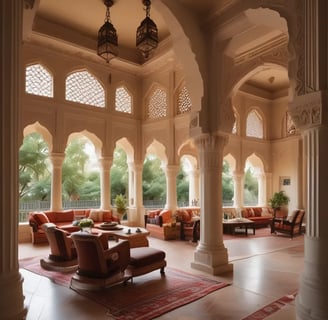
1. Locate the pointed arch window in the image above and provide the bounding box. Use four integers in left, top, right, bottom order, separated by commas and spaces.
246, 109, 263, 139
177, 85, 192, 114
65, 71, 105, 108
147, 87, 167, 119
25, 64, 53, 98
115, 86, 132, 114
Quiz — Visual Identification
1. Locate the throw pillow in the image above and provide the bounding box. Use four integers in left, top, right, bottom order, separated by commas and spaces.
89, 210, 103, 222
102, 210, 112, 222
247, 208, 255, 217
56, 210, 74, 222
253, 208, 262, 217
33, 212, 49, 225
287, 210, 299, 223
261, 207, 271, 217
147, 210, 161, 218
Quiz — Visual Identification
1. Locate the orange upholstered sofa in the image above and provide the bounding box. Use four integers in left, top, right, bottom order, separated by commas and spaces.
144, 207, 201, 240
222, 207, 274, 227
144, 209, 180, 240
29, 209, 120, 244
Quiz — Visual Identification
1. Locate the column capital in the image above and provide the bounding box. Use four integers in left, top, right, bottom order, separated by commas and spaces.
165, 164, 180, 174
289, 91, 328, 131
194, 133, 228, 151
233, 170, 244, 179
98, 157, 113, 170
49, 152, 65, 167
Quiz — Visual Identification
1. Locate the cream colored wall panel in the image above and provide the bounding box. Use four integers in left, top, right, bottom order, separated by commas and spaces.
271, 138, 301, 211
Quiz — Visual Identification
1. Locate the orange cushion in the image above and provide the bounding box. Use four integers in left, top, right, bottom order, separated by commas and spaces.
32, 212, 49, 225
248, 208, 255, 217
159, 210, 172, 224
148, 210, 161, 218
57, 210, 74, 222
102, 210, 113, 222
253, 208, 262, 217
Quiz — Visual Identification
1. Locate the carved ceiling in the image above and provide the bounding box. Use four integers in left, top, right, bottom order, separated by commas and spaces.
26, 0, 289, 97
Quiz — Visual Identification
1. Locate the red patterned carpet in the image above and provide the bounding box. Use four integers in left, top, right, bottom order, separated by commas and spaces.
20, 257, 229, 320
241, 291, 297, 320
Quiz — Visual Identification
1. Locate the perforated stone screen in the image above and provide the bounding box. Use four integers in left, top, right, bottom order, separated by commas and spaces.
65, 71, 105, 108
25, 64, 53, 98
177, 86, 192, 114
147, 88, 167, 119
246, 110, 263, 138
115, 87, 132, 113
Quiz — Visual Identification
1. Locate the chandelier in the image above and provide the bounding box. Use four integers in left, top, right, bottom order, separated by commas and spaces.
97, 0, 118, 63
97, 0, 158, 63
136, 0, 158, 59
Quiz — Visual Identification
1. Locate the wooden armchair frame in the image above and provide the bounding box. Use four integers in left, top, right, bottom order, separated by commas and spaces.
271, 209, 305, 239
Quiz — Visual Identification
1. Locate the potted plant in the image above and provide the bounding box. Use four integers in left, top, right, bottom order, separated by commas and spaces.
268, 190, 290, 215
78, 218, 94, 233
114, 194, 127, 219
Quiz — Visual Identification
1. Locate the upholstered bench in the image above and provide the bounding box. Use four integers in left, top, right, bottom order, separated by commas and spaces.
126, 247, 166, 280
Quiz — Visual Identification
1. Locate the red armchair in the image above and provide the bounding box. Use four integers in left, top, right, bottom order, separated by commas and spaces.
40, 222, 78, 271
70, 232, 131, 290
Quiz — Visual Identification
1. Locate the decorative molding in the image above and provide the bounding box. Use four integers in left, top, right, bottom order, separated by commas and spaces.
225, 43, 288, 103
289, 91, 324, 130
234, 35, 288, 66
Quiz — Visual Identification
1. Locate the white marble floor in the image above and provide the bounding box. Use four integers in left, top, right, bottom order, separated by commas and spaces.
19, 233, 304, 320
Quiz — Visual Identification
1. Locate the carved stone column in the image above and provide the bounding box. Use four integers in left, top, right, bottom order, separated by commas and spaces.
49, 153, 65, 211
164, 165, 179, 210
191, 134, 233, 274
256, 172, 267, 207
266, 172, 273, 204
0, 0, 27, 319
126, 162, 145, 225
134, 163, 145, 225
127, 162, 135, 208
187, 166, 200, 206
99, 157, 112, 210
290, 91, 328, 320
233, 171, 244, 209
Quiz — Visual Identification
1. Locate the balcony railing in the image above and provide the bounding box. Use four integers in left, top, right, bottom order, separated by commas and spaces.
19, 199, 236, 223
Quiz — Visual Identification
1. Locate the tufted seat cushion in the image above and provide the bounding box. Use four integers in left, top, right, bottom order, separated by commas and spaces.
129, 247, 166, 268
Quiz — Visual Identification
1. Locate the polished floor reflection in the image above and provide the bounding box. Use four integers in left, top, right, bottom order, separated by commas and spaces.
19, 233, 304, 320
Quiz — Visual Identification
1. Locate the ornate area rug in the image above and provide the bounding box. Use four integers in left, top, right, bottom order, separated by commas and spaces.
241, 291, 297, 320
20, 256, 229, 320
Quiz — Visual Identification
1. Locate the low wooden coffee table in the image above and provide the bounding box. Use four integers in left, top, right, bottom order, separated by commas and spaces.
222, 218, 255, 236
94, 225, 150, 248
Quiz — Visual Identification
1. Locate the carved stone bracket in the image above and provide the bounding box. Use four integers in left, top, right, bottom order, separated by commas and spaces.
289, 91, 326, 130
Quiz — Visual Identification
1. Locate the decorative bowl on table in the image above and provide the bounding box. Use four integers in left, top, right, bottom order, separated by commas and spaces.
99, 222, 121, 230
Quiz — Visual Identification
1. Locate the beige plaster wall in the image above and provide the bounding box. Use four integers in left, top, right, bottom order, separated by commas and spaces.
271, 137, 303, 212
